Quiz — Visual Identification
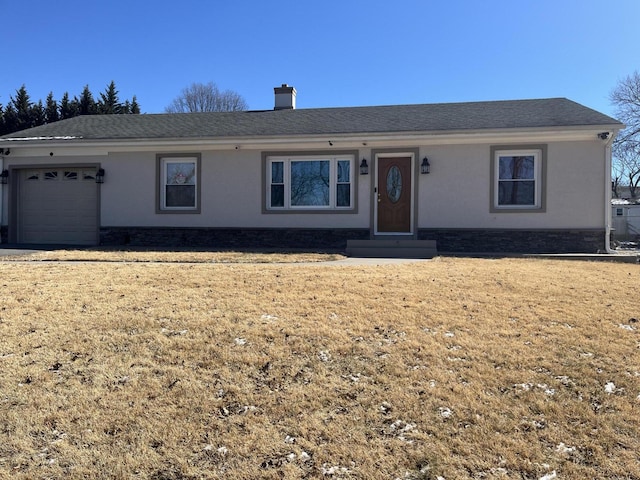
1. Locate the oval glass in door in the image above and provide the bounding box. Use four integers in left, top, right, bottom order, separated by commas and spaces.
386, 166, 402, 203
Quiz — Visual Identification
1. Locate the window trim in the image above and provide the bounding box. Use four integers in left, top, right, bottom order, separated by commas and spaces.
262, 150, 359, 214
490, 144, 547, 213
156, 153, 201, 214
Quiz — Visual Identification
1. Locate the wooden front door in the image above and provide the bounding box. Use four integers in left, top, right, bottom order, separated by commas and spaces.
377, 157, 412, 233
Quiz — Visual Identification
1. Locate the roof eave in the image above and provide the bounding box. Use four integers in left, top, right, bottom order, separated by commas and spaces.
0, 123, 624, 154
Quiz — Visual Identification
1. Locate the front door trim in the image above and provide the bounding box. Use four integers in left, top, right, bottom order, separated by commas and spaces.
371, 148, 419, 237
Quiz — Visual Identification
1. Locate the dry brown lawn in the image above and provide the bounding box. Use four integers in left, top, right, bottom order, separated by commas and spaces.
0, 256, 638, 479
3, 248, 345, 263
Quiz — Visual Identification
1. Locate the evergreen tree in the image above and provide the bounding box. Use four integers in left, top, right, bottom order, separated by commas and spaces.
11, 85, 34, 131
0, 103, 5, 135
78, 85, 97, 115
31, 100, 46, 127
45, 92, 60, 123
2, 83, 141, 135
98, 81, 121, 114
130, 95, 141, 114
2, 104, 18, 134
59, 92, 79, 119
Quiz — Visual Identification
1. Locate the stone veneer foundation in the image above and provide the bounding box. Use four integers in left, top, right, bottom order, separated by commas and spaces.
418, 228, 606, 254
1, 226, 606, 254
99, 227, 370, 250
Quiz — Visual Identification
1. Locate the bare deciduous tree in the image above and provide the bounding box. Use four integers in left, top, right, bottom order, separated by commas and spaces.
611, 71, 640, 199
165, 82, 248, 113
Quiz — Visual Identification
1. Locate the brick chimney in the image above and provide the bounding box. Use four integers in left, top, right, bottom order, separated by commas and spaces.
274, 84, 296, 110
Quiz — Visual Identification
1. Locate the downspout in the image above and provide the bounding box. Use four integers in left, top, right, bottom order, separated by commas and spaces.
604, 131, 618, 253
0, 154, 4, 244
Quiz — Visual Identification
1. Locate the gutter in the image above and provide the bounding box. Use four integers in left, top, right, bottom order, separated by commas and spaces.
0, 125, 624, 154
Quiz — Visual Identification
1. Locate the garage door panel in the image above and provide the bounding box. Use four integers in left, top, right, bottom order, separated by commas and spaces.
18, 167, 99, 245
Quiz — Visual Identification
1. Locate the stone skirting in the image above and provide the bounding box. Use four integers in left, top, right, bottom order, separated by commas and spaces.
3, 225, 606, 254
418, 228, 606, 254
100, 227, 370, 250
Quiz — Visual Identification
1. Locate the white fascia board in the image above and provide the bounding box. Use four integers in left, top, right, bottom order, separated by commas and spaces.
3, 124, 623, 155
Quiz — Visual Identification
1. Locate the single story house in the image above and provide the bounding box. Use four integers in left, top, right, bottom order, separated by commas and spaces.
0, 85, 624, 253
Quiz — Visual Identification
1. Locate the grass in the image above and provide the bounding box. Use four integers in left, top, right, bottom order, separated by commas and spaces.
0, 256, 638, 479
2, 248, 345, 263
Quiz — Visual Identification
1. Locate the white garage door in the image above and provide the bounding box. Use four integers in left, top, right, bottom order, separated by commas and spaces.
18, 167, 99, 245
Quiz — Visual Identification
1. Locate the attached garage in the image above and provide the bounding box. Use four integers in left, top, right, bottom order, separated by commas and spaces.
14, 166, 100, 245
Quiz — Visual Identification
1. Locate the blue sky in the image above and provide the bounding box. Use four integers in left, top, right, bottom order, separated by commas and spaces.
2, 0, 639, 118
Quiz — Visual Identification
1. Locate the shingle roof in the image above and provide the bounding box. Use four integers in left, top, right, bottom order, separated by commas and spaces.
0, 98, 622, 142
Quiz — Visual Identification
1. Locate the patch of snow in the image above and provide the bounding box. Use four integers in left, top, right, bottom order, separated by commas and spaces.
321, 464, 351, 476
217, 446, 228, 455
444, 331, 455, 338
439, 407, 453, 419
604, 382, 616, 394
2, 135, 80, 141
612, 198, 632, 205
300, 451, 311, 461
514, 383, 554, 395
556, 442, 576, 454
284, 435, 296, 444
619, 324, 636, 331
318, 350, 331, 362
539, 471, 557, 480
429, 379, 437, 388
234, 337, 247, 346
261, 314, 278, 321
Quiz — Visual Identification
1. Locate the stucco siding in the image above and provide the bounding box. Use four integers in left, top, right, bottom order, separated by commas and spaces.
3, 138, 606, 235
418, 140, 605, 229
102, 150, 371, 229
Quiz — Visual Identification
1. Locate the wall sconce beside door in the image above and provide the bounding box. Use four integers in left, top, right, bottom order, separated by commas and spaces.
421, 157, 430, 174
359, 158, 369, 175
95, 168, 105, 184
0, 170, 9, 185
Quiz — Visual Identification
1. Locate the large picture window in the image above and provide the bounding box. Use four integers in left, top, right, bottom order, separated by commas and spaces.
266, 154, 354, 210
491, 146, 546, 212
157, 154, 201, 213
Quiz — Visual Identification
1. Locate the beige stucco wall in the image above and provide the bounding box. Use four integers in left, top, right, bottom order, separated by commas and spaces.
2, 138, 606, 232
417, 140, 605, 229
101, 150, 372, 228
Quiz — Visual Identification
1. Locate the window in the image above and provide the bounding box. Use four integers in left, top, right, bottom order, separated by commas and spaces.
157, 154, 201, 213
491, 146, 546, 212
266, 154, 355, 210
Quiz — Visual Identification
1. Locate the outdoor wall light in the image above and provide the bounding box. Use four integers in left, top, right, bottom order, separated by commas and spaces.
95, 168, 105, 184
0, 170, 9, 185
421, 157, 431, 174
0, 148, 9, 155
359, 158, 369, 175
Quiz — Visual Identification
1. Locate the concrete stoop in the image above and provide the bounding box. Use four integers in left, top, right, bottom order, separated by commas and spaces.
346, 239, 437, 259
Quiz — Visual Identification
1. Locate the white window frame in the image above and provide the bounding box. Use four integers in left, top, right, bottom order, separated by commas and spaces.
266, 155, 355, 211
157, 154, 201, 213
491, 146, 546, 212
